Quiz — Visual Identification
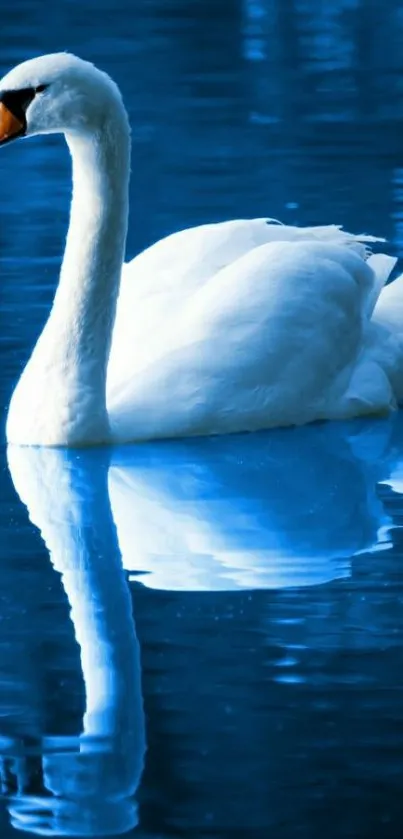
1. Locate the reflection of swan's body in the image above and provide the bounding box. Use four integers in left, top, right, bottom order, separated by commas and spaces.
109, 421, 397, 590
4, 451, 146, 836
1, 53, 403, 446
8, 420, 398, 597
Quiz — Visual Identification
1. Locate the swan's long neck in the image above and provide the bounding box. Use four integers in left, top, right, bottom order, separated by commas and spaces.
7, 100, 130, 446
56, 123, 130, 383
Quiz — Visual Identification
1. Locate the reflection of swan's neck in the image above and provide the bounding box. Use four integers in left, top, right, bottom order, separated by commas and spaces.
61, 545, 141, 740
7, 100, 130, 446
12, 448, 142, 741
7, 446, 145, 833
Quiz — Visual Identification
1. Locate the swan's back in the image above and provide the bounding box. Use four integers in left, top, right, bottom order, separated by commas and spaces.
120, 218, 380, 304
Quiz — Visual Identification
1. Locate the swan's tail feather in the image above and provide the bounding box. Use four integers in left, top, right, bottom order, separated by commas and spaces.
264, 220, 384, 256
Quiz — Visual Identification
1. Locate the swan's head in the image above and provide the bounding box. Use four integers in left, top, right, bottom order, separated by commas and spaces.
0, 52, 127, 144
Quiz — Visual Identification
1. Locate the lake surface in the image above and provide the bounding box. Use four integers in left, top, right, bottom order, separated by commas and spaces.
1, 1, 403, 836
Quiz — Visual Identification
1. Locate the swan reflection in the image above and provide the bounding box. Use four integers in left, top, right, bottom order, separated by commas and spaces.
4, 417, 402, 835
9, 419, 400, 595
3, 449, 145, 836
108, 420, 397, 590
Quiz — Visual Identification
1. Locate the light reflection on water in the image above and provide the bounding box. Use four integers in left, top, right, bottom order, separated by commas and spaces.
1, 1, 403, 837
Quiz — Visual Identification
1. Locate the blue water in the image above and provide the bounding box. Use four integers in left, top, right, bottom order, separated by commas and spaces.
1, 0, 403, 836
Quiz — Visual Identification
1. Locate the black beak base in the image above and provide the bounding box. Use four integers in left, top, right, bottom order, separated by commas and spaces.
0, 87, 37, 145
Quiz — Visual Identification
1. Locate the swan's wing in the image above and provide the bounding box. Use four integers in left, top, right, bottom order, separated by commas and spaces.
121, 218, 381, 304
108, 239, 397, 440
109, 218, 276, 389
122, 218, 279, 300
109, 219, 383, 400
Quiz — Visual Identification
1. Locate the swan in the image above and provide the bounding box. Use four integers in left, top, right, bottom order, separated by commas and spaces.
1, 52, 403, 447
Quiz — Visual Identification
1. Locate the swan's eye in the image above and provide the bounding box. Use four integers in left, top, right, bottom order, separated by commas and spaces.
35, 84, 48, 94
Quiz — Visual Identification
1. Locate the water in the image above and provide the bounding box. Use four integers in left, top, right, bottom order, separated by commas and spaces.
1, 0, 403, 836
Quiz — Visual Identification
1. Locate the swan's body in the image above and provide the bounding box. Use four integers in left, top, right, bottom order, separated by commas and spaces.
1, 53, 403, 447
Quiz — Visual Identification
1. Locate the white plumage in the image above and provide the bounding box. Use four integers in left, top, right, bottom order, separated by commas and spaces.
1, 53, 402, 447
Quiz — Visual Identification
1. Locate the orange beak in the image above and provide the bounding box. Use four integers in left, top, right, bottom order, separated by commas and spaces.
0, 101, 24, 144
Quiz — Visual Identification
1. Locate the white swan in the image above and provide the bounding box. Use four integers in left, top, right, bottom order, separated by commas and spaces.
1, 52, 403, 447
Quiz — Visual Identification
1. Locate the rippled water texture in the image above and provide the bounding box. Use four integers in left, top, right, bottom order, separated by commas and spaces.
1, 1, 403, 837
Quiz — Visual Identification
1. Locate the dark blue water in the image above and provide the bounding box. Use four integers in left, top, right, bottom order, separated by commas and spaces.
1, 1, 403, 836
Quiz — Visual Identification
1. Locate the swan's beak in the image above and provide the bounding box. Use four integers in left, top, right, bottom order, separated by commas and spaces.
0, 101, 25, 145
